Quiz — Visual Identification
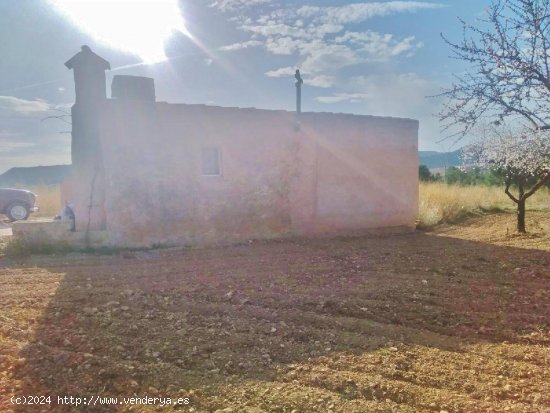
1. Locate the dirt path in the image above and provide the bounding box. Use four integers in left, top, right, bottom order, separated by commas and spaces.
0, 213, 549, 412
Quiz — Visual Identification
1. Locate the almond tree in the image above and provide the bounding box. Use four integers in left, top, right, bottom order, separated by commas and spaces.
465, 129, 550, 232
440, 0, 550, 135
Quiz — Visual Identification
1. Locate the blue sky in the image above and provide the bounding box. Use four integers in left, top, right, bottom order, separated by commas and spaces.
0, 0, 490, 173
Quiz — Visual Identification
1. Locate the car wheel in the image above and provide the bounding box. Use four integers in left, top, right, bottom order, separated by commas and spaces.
6, 203, 30, 221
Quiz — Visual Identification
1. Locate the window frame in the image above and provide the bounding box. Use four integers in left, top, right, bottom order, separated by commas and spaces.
201, 146, 222, 176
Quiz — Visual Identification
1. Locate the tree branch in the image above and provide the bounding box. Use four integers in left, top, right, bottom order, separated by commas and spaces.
439, 0, 550, 136
524, 170, 550, 199
41, 114, 72, 126
504, 178, 520, 203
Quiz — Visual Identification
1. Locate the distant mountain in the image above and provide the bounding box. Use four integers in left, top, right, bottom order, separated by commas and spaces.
419, 149, 463, 169
0, 165, 71, 187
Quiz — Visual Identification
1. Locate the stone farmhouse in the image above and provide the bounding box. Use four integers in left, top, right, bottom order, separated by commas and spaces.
56, 46, 418, 247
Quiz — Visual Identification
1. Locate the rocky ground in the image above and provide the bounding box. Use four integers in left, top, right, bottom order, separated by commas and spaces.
0, 212, 549, 412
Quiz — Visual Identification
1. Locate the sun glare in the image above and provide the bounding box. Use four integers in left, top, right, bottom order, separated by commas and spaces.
49, 0, 190, 63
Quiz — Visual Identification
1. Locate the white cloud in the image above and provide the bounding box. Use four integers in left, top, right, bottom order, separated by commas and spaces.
241, 23, 311, 39
316, 93, 372, 103
225, 1, 441, 81
219, 39, 263, 51
0, 140, 35, 154
317, 73, 439, 109
305, 75, 336, 88
260, 31, 421, 80
348, 73, 439, 113
296, 2, 446, 25
265, 68, 335, 88
300, 42, 361, 73
210, 0, 273, 12
0, 96, 50, 114
265, 66, 296, 77
0, 130, 19, 138
265, 37, 302, 55
335, 31, 422, 60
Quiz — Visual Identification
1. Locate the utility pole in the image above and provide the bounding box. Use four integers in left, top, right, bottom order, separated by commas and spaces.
294, 69, 303, 131
295, 69, 303, 114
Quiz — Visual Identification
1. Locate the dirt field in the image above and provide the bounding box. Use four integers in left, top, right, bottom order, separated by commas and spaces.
0, 212, 549, 412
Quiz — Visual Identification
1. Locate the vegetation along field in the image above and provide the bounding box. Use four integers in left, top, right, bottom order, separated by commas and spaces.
418, 182, 550, 229
30, 185, 61, 218
20, 181, 550, 228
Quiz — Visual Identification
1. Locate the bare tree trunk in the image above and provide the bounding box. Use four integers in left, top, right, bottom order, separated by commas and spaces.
517, 182, 526, 233
504, 173, 550, 234
517, 198, 526, 233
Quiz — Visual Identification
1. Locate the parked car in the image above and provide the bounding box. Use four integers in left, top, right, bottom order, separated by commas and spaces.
0, 188, 39, 221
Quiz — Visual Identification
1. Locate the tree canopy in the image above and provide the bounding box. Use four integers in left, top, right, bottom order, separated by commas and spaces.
440, 0, 550, 136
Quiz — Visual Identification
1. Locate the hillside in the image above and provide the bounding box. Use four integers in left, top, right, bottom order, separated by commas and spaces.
419, 149, 463, 168
0, 165, 71, 187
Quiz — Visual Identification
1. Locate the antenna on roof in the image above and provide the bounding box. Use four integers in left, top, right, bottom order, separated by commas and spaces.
294, 69, 303, 131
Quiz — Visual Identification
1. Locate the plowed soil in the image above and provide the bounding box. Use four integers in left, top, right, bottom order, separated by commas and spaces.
0, 212, 549, 412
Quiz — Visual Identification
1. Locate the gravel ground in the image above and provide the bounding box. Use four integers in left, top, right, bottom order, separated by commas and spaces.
0, 212, 549, 412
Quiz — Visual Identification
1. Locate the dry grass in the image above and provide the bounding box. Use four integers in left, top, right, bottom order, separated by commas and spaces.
2, 184, 61, 218
17, 182, 550, 228
431, 210, 550, 250
28, 185, 61, 218
419, 182, 550, 227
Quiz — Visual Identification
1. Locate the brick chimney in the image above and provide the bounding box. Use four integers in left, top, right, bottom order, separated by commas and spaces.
65, 45, 110, 106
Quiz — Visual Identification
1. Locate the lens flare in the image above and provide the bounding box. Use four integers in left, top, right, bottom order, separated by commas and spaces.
49, 0, 190, 63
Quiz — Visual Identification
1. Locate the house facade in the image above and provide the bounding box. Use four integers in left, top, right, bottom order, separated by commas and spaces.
61, 46, 419, 247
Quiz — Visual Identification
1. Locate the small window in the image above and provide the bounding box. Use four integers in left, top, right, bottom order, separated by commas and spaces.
201, 147, 221, 176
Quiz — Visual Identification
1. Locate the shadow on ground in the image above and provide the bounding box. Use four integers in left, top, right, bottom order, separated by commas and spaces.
1, 231, 549, 412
